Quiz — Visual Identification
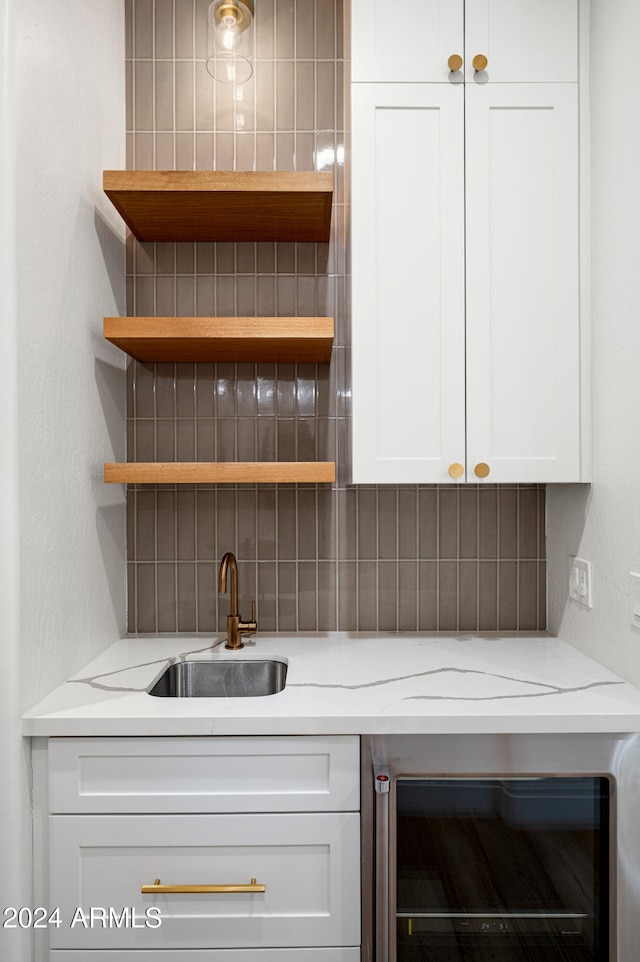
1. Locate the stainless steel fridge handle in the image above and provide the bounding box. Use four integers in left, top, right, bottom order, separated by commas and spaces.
374, 769, 391, 962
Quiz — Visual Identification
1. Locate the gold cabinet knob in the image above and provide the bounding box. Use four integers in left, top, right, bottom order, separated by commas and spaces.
448, 462, 464, 479
472, 54, 488, 72
474, 462, 490, 479
447, 54, 463, 72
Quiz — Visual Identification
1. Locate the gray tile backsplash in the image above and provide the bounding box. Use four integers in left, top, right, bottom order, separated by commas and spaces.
125, 0, 546, 634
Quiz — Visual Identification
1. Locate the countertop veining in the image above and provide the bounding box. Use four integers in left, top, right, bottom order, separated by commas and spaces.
21, 632, 640, 736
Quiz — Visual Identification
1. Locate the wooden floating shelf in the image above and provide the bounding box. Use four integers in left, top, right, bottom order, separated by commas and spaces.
104, 316, 334, 363
103, 170, 334, 242
104, 462, 337, 485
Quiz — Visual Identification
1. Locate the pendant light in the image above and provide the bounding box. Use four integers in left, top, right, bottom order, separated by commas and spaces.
206, 0, 255, 85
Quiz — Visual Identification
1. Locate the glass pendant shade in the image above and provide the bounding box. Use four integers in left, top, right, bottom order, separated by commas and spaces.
206, 0, 255, 85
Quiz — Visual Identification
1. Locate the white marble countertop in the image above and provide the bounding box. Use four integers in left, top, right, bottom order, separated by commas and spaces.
21, 631, 640, 736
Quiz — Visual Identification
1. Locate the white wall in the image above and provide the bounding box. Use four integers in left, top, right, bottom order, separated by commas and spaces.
1, 2, 126, 958
547, 0, 640, 686
16, 0, 127, 705
0, 1, 31, 957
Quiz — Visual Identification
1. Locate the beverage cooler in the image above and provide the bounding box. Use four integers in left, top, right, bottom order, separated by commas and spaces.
367, 733, 640, 962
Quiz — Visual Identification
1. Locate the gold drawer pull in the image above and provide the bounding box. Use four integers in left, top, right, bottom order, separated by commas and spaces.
447, 54, 463, 72
448, 462, 464, 479
141, 877, 265, 894
474, 462, 490, 478
472, 53, 488, 72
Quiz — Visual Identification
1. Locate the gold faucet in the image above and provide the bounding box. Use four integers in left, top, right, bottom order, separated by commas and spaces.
218, 552, 257, 650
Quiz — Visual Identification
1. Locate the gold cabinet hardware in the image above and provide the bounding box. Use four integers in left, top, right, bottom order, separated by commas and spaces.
474, 462, 490, 478
447, 54, 463, 72
141, 877, 265, 894
472, 54, 488, 71
408, 918, 413, 936
448, 462, 464, 479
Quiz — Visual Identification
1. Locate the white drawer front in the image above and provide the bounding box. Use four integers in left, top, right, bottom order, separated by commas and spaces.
49, 813, 361, 949
49, 736, 360, 813
50, 950, 361, 960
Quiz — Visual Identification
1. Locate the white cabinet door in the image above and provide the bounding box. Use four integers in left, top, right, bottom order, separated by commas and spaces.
465, 0, 578, 82
350, 0, 463, 83
49, 813, 360, 950
351, 83, 466, 484
465, 83, 581, 482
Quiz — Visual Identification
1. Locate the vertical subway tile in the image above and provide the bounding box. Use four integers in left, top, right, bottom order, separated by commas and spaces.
275, 61, 295, 130
127, 562, 136, 631
237, 489, 257, 560
418, 562, 438, 631
316, 0, 336, 59
277, 561, 297, 630
358, 562, 377, 631
255, 0, 275, 59
177, 489, 196, 560
134, 0, 154, 59
216, 489, 237, 557
338, 562, 357, 630
459, 487, 478, 559
398, 561, 418, 631
438, 561, 458, 631
156, 489, 176, 560
337, 487, 357, 560
134, 61, 154, 130
257, 562, 277, 631
357, 489, 377, 560
197, 562, 217, 632
136, 564, 157, 632
498, 488, 518, 559
378, 488, 397, 560
155, 0, 175, 59
175, 61, 195, 130
479, 487, 498, 559
418, 488, 438, 558
316, 61, 335, 130
158, 563, 178, 632
136, 489, 157, 561
296, 0, 316, 58
378, 561, 398, 631
258, 489, 277, 560
196, 490, 216, 559
398, 489, 418, 560
318, 561, 337, 630
478, 562, 498, 631
458, 561, 478, 630
296, 61, 315, 131
518, 561, 539, 630
518, 488, 539, 559
175, 0, 194, 59
498, 561, 518, 629
298, 562, 318, 631
438, 489, 458, 560
155, 62, 175, 131
297, 488, 317, 560
177, 563, 197, 631
277, 487, 297, 560
275, 0, 295, 58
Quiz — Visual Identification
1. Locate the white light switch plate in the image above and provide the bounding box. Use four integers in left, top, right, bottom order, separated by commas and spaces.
629, 573, 640, 631
569, 558, 592, 608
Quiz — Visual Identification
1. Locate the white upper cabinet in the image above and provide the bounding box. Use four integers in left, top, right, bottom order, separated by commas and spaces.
350, 83, 465, 484
350, 0, 588, 484
465, 82, 580, 483
351, 0, 463, 83
351, 0, 577, 83
464, 0, 578, 82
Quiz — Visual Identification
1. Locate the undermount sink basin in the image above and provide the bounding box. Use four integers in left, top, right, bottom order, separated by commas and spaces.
148, 659, 287, 698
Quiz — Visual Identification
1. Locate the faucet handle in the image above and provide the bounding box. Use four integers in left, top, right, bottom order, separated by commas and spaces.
251, 600, 256, 623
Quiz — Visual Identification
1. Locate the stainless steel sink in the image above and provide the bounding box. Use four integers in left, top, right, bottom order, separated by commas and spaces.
148, 659, 287, 698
